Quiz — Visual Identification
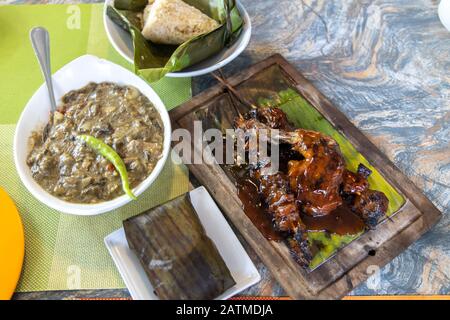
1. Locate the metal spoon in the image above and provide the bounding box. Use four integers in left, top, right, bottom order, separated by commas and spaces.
30, 27, 57, 141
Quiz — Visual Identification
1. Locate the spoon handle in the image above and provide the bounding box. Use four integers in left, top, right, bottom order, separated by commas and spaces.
30, 27, 57, 113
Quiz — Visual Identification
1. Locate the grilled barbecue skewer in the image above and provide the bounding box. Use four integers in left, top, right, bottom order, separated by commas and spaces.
233, 107, 389, 267
252, 169, 312, 266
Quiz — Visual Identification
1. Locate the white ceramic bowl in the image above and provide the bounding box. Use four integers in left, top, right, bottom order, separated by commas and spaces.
103, 0, 252, 78
14, 55, 172, 215
439, 0, 450, 32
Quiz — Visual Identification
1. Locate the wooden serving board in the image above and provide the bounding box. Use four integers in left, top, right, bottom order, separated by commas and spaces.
169, 54, 442, 299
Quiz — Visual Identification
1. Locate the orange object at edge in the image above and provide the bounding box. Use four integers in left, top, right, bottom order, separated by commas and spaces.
0, 187, 24, 300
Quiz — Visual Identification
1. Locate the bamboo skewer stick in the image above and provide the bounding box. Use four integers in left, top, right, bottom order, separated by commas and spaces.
211, 70, 257, 118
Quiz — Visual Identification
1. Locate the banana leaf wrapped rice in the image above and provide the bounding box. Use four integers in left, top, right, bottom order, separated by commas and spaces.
107, 0, 244, 82
123, 193, 236, 299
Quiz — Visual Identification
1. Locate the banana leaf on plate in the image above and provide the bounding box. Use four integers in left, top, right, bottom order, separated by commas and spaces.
107, 0, 244, 82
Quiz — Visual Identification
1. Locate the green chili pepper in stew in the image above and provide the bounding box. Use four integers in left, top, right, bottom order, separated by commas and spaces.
77, 135, 137, 200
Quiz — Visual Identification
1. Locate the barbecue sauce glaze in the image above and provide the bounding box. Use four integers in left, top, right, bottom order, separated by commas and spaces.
226, 165, 365, 240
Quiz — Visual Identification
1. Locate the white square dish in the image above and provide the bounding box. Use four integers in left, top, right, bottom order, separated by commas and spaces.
104, 186, 261, 300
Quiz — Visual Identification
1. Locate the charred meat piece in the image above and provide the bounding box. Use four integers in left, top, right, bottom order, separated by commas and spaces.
287, 232, 313, 267
244, 107, 294, 130
340, 163, 388, 228
357, 163, 372, 178
351, 190, 389, 229
341, 164, 371, 195
252, 169, 312, 267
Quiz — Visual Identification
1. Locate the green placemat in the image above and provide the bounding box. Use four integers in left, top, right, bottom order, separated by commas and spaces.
0, 3, 191, 124
0, 4, 191, 292
0, 125, 189, 291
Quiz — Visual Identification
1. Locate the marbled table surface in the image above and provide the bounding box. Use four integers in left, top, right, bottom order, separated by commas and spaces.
5, 0, 450, 299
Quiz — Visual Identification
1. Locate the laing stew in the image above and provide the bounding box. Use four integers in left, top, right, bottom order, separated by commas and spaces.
27, 82, 164, 203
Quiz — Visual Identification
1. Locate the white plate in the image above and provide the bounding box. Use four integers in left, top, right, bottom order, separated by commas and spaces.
104, 186, 261, 300
103, 0, 252, 78
439, 0, 450, 32
14, 55, 171, 215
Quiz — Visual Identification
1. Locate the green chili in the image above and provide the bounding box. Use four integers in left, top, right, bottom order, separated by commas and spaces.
77, 135, 137, 200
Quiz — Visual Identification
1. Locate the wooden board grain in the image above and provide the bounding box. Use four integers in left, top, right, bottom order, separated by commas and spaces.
169, 54, 442, 299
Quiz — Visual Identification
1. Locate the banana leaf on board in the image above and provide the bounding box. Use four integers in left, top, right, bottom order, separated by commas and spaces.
257, 88, 406, 269
193, 63, 406, 270
107, 0, 244, 82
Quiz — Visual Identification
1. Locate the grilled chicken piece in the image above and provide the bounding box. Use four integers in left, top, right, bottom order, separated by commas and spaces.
252, 169, 312, 266
285, 129, 345, 216
235, 117, 345, 216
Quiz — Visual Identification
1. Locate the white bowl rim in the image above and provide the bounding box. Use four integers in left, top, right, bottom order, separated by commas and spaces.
102, 0, 252, 78
13, 54, 172, 216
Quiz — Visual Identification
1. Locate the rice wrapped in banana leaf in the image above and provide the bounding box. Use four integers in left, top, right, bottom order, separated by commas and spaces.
141, 0, 219, 45
123, 193, 235, 300
107, 0, 244, 82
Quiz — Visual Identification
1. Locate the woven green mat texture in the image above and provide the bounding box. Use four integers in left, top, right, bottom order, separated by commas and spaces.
0, 4, 191, 292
